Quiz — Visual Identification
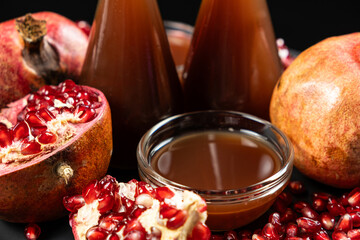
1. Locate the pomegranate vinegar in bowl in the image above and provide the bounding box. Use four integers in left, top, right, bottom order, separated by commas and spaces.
137, 111, 294, 231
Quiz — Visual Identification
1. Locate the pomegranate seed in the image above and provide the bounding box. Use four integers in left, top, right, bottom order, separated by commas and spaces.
166, 209, 188, 229
12, 121, 30, 141
131, 206, 146, 218
335, 213, 353, 232
285, 222, 299, 237
314, 230, 330, 240
24, 223, 41, 240
294, 201, 311, 213
327, 200, 346, 216
121, 197, 135, 214
98, 193, 115, 214
319, 212, 335, 230
63, 195, 85, 213
137, 181, 153, 195
224, 230, 239, 240
0, 126, 13, 147
348, 188, 360, 207
21, 139, 41, 155
350, 211, 360, 227
59, 79, 77, 92
312, 198, 327, 212
36, 108, 55, 122
82, 179, 100, 204
91, 101, 103, 109
262, 223, 279, 240
296, 217, 321, 233
251, 234, 267, 240
301, 206, 319, 219
155, 187, 175, 200
99, 217, 119, 232
347, 229, 360, 239
160, 205, 179, 219
123, 219, 145, 235
280, 208, 297, 223
189, 223, 211, 240
37, 131, 57, 144
332, 231, 348, 240
340, 193, 350, 207
103, 212, 126, 223
25, 112, 46, 127
86, 226, 108, 240
108, 233, 120, 240
124, 230, 146, 240
289, 181, 306, 194
76, 90, 91, 100
268, 212, 282, 232
75, 105, 97, 123
30, 126, 47, 137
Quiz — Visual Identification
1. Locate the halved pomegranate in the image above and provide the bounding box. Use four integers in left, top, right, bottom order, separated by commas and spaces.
0, 80, 112, 223
64, 175, 210, 240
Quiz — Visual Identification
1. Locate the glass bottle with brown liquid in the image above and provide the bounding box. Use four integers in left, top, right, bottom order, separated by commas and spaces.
80, 0, 183, 170
183, 0, 282, 120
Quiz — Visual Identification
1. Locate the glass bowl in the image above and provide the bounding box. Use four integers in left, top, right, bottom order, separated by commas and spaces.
137, 110, 294, 231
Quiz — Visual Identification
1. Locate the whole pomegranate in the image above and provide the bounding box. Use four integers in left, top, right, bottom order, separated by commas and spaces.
0, 12, 88, 108
64, 175, 210, 240
270, 32, 360, 188
0, 80, 112, 222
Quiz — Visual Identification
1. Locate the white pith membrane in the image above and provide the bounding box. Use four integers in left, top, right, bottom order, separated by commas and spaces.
0, 81, 103, 170
72, 178, 208, 240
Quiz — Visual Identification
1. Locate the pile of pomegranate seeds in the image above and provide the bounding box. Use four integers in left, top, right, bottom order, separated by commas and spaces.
211, 181, 360, 240
0, 79, 102, 162
64, 175, 210, 240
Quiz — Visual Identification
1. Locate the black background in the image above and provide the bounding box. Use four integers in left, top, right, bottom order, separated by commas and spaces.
0, 1, 359, 52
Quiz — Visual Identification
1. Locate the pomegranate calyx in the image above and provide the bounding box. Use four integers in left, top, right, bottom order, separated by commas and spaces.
15, 14, 47, 44
15, 14, 62, 85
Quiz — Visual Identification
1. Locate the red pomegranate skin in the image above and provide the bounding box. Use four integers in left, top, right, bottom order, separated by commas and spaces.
0, 12, 88, 108
0, 86, 112, 223
270, 32, 360, 189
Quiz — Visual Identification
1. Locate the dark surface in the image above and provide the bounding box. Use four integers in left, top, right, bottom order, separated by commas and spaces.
0, 167, 349, 239
0, 1, 358, 239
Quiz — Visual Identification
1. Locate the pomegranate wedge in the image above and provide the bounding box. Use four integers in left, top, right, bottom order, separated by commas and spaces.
64, 175, 210, 240
0, 80, 112, 222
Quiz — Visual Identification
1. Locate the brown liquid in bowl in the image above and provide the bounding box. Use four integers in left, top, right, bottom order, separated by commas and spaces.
151, 131, 281, 190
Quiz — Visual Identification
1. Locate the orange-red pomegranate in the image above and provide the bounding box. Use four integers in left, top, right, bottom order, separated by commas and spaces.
0, 12, 88, 108
64, 175, 210, 240
0, 80, 112, 222
270, 32, 360, 188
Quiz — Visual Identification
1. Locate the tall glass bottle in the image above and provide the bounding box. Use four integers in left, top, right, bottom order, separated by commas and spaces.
80, 0, 183, 170
183, 0, 282, 120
